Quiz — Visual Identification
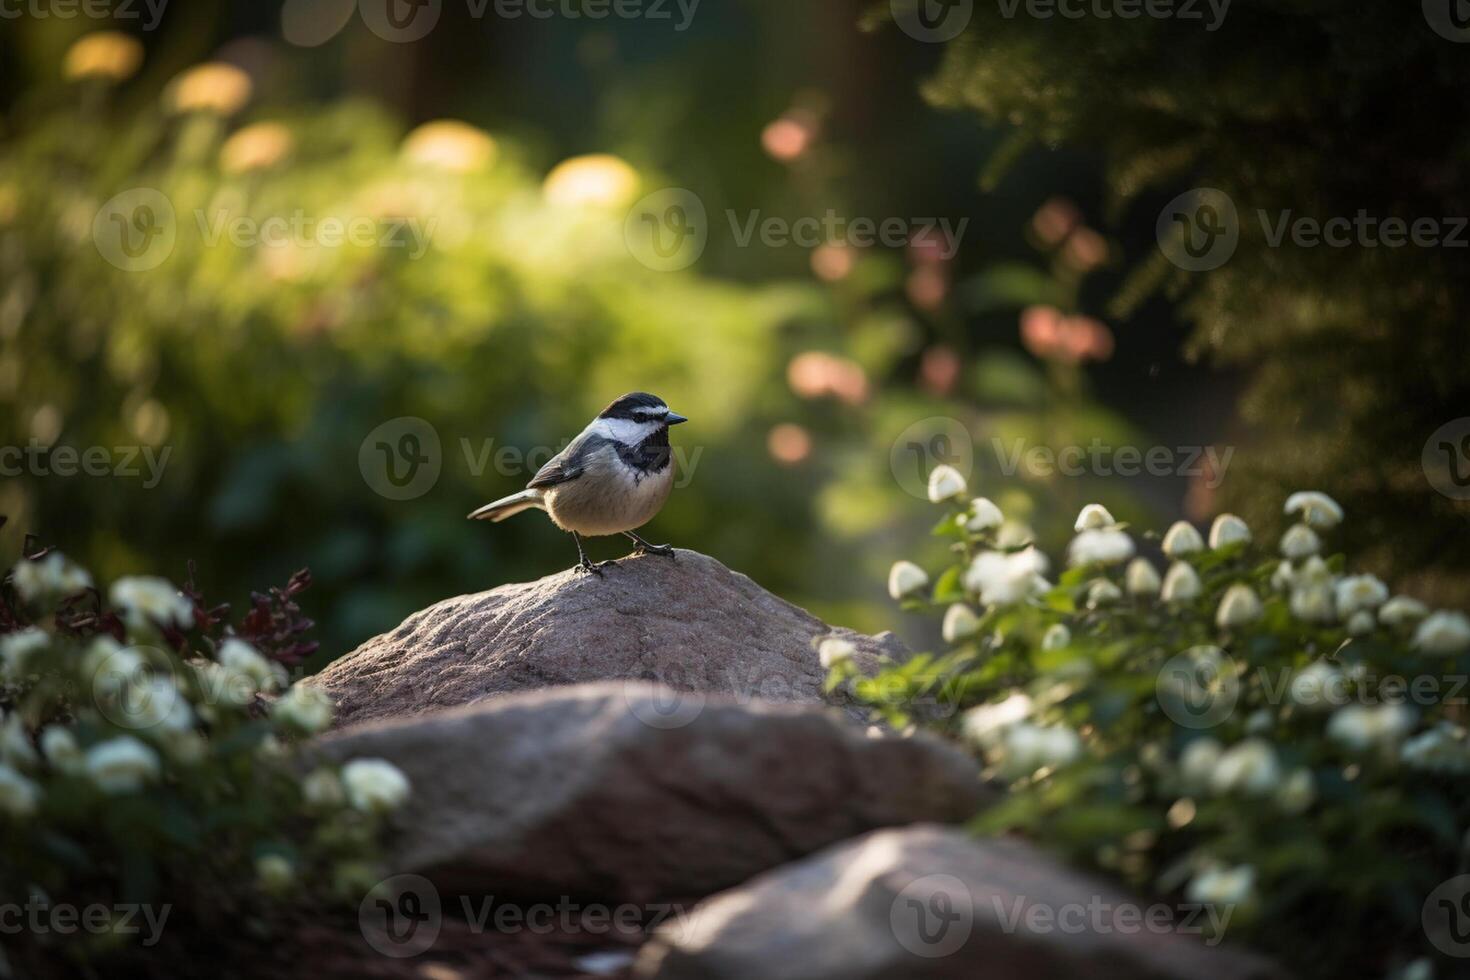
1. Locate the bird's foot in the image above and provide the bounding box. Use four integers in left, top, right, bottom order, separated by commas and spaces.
631, 542, 677, 559
577, 558, 621, 576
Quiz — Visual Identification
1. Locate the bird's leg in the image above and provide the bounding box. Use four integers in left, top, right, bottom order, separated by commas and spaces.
572, 531, 618, 575
624, 530, 676, 559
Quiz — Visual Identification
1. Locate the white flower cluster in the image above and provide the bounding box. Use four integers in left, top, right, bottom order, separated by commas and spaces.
109, 576, 195, 633
1178, 737, 1314, 814
960, 693, 1082, 779
11, 553, 92, 604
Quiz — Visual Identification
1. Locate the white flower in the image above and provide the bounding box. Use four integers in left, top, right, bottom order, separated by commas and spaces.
302, 768, 346, 808
999, 723, 1081, 778
1074, 504, 1116, 532
109, 576, 194, 633
1279, 524, 1321, 560
926, 465, 968, 503
1269, 561, 1295, 592
1414, 612, 1470, 655
1216, 584, 1263, 628
1187, 865, 1256, 907
1327, 703, 1415, 751
1379, 596, 1429, 627
1276, 768, 1315, 814
942, 605, 981, 643
1040, 624, 1072, 651
1289, 662, 1344, 711
84, 737, 160, 793
966, 497, 1004, 532
342, 759, 411, 813
818, 636, 856, 669
1160, 562, 1201, 602
1208, 514, 1251, 549
1086, 579, 1123, 608
1069, 528, 1135, 567
117, 676, 193, 733
1289, 583, 1336, 624
1, 628, 50, 679
256, 854, 295, 891
0, 764, 40, 817
960, 692, 1033, 749
40, 728, 81, 773
11, 553, 92, 603
965, 549, 1048, 606
1346, 611, 1376, 636
1161, 521, 1205, 558
1401, 723, 1470, 774
1179, 738, 1223, 792
1210, 738, 1281, 796
1335, 575, 1388, 617
273, 684, 334, 734
219, 639, 288, 693
81, 636, 141, 692
995, 522, 1034, 550
1, 716, 37, 768
1125, 559, 1161, 597
887, 561, 929, 601
192, 661, 257, 708
1284, 491, 1343, 530
1296, 556, 1333, 585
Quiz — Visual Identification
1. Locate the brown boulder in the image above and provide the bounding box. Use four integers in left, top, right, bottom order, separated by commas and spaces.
311, 550, 902, 729
636, 825, 1287, 980
311, 684, 988, 904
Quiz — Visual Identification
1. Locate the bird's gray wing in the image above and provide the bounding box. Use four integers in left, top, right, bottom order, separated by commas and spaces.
526, 431, 606, 489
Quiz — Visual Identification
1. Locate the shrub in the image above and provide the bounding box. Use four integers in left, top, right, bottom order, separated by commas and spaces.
0, 527, 407, 966
840, 470, 1470, 979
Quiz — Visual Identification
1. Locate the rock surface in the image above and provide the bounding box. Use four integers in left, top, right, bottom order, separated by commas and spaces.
312, 550, 901, 729
312, 683, 988, 904
635, 825, 1286, 980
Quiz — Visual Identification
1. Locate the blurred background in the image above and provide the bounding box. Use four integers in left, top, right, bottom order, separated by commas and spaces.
1, 0, 1465, 663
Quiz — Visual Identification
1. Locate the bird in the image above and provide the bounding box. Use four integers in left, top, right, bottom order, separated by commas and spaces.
467, 392, 688, 575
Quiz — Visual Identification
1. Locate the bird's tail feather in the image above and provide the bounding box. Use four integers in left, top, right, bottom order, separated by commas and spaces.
467, 489, 545, 522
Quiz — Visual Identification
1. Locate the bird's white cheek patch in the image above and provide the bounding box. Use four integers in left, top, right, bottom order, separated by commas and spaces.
592, 417, 661, 443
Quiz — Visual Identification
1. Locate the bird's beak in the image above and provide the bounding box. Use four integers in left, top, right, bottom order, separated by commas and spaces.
665, 412, 689, 426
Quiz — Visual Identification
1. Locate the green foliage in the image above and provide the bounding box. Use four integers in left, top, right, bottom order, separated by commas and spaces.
892, 1, 1470, 603
0, 543, 406, 965
842, 482, 1470, 979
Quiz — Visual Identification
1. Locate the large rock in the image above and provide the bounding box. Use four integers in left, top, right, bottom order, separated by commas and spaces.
312, 550, 901, 729
312, 683, 988, 904
636, 825, 1286, 980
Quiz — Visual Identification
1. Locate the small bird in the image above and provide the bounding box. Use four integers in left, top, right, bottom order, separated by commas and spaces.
467, 392, 688, 574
